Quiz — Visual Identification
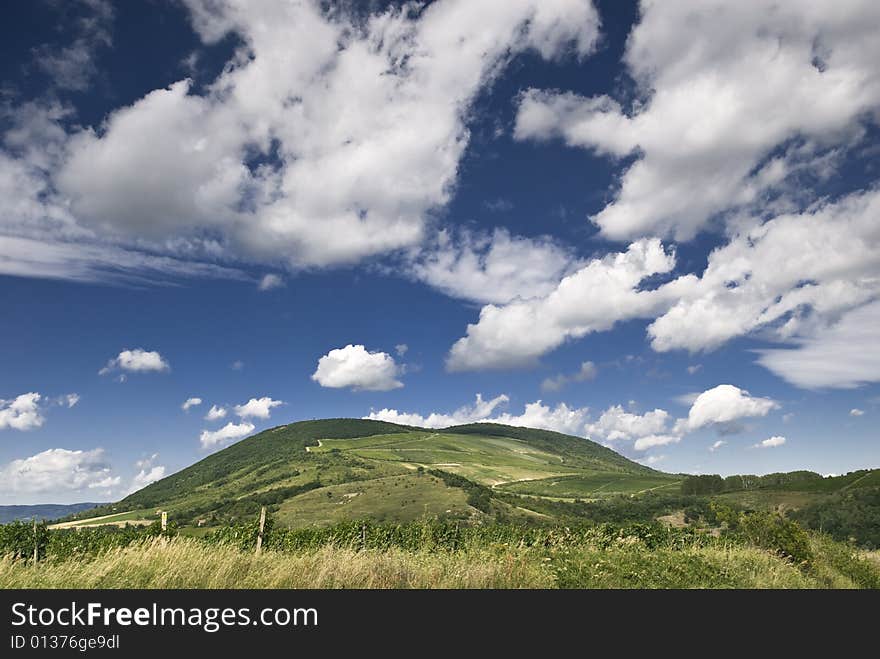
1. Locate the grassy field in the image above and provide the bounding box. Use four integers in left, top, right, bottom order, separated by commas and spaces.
3, 532, 877, 589
313, 431, 582, 485
275, 473, 477, 527
497, 474, 681, 499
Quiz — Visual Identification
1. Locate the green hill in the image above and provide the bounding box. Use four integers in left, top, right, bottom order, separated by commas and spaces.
75, 418, 675, 528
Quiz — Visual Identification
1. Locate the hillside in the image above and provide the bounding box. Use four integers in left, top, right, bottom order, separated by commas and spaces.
72, 419, 675, 528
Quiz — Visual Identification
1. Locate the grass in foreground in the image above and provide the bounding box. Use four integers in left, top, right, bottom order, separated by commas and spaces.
2, 534, 877, 589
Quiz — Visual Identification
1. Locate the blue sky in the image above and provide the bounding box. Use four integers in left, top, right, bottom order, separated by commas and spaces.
1, 0, 878, 504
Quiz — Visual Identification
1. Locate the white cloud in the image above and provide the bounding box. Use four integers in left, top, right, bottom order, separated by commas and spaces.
687, 365, 702, 375
755, 301, 880, 389
135, 453, 159, 470
32, 0, 113, 92
395, 344, 409, 357
754, 436, 787, 449
312, 345, 404, 392
447, 239, 676, 371
2, 0, 601, 281
64, 393, 80, 408
585, 405, 670, 443
491, 400, 590, 436
205, 405, 227, 421
0, 448, 118, 496
641, 454, 666, 466
230, 360, 244, 371
366, 393, 510, 429
181, 397, 202, 412
199, 421, 255, 449
233, 396, 283, 419
633, 434, 680, 451
850, 408, 865, 417
129, 466, 166, 493
541, 361, 597, 392
709, 440, 727, 452
257, 273, 284, 291
515, 1, 880, 241
649, 189, 880, 355
0, 393, 45, 431
410, 227, 581, 305
99, 348, 169, 375
675, 384, 779, 434
366, 393, 589, 436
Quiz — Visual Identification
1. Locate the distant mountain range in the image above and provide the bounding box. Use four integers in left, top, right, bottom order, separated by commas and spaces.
0, 503, 102, 524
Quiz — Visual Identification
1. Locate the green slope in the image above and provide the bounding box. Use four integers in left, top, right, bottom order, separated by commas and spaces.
79, 418, 668, 528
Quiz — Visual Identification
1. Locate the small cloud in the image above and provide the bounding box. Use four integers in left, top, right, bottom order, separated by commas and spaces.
642, 454, 666, 466
541, 361, 598, 393
482, 198, 514, 213
234, 396, 283, 419
753, 436, 787, 449
100, 348, 169, 376
709, 440, 726, 452
181, 397, 202, 412
312, 344, 404, 392
231, 360, 244, 371
258, 273, 285, 291
687, 364, 703, 375
0, 393, 45, 431
782, 413, 795, 423
205, 405, 227, 421
65, 393, 80, 408
849, 408, 865, 417
395, 344, 409, 357
200, 421, 255, 449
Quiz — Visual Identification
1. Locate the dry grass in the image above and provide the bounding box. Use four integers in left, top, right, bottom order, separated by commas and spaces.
0, 538, 553, 589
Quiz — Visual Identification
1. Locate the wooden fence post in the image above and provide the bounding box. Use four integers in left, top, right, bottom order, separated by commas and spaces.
256, 506, 267, 554
161, 511, 167, 532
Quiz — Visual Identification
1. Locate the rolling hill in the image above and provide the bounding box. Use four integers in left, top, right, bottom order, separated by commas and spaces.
69, 419, 678, 528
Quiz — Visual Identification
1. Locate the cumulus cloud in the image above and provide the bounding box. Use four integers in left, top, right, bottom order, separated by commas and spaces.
649, 190, 880, 355
515, 1, 880, 241
410, 227, 581, 305
205, 405, 227, 421
541, 361, 597, 392
0, 448, 119, 496
583, 404, 680, 451
850, 408, 865, 417
447, 239, 676, 371
754, 436, 787, 449
366, 393, 589, 436
395, 344, 409, 357
0, 393, 45, 431
99, 348, 169, 375
64, 393, 80, 408
1, 0, 601, 282
366, 393, 510, 429
129, 465, 166, 493
128, 453, 166, 494
181, 397, 202, 412
257, 273, 284, 291
585, 405, 670, 443
755, 301, 880, 389
312, 345, 404, 392
675, 385, 779, 435
233, 397, 283, 419
199, 421, 255, 449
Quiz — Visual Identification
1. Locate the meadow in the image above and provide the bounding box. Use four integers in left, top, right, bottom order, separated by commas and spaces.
1, 516, 878, 589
